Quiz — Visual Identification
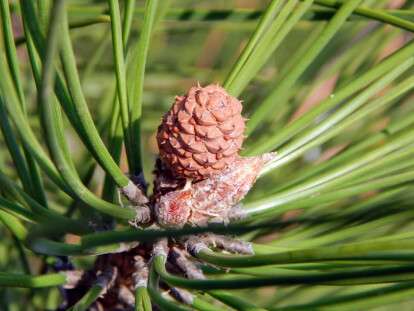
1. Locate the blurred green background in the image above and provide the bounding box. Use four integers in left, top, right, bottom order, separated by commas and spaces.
2, 0, 414, 310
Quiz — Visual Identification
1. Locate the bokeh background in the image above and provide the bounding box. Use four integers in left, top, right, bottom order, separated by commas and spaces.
1, 0, 414, 309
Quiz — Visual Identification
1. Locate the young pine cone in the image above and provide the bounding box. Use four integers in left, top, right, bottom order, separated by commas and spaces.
157, 84, 245, 180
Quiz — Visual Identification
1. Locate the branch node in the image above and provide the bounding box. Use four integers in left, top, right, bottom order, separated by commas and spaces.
170, 247, 205, 279
152, 238, 169, 257
120, 180, 149, 205
133, 255, 149, 288
170, 287, 194, 305
185, 237, 209, 256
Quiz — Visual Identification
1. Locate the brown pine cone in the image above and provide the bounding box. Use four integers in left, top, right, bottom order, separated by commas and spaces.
157, 84, 245, 180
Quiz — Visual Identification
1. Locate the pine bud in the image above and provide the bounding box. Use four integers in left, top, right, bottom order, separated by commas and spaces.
155, 153, 276, 227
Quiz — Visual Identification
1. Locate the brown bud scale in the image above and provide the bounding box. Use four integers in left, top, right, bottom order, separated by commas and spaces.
155, 153, 276, 227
